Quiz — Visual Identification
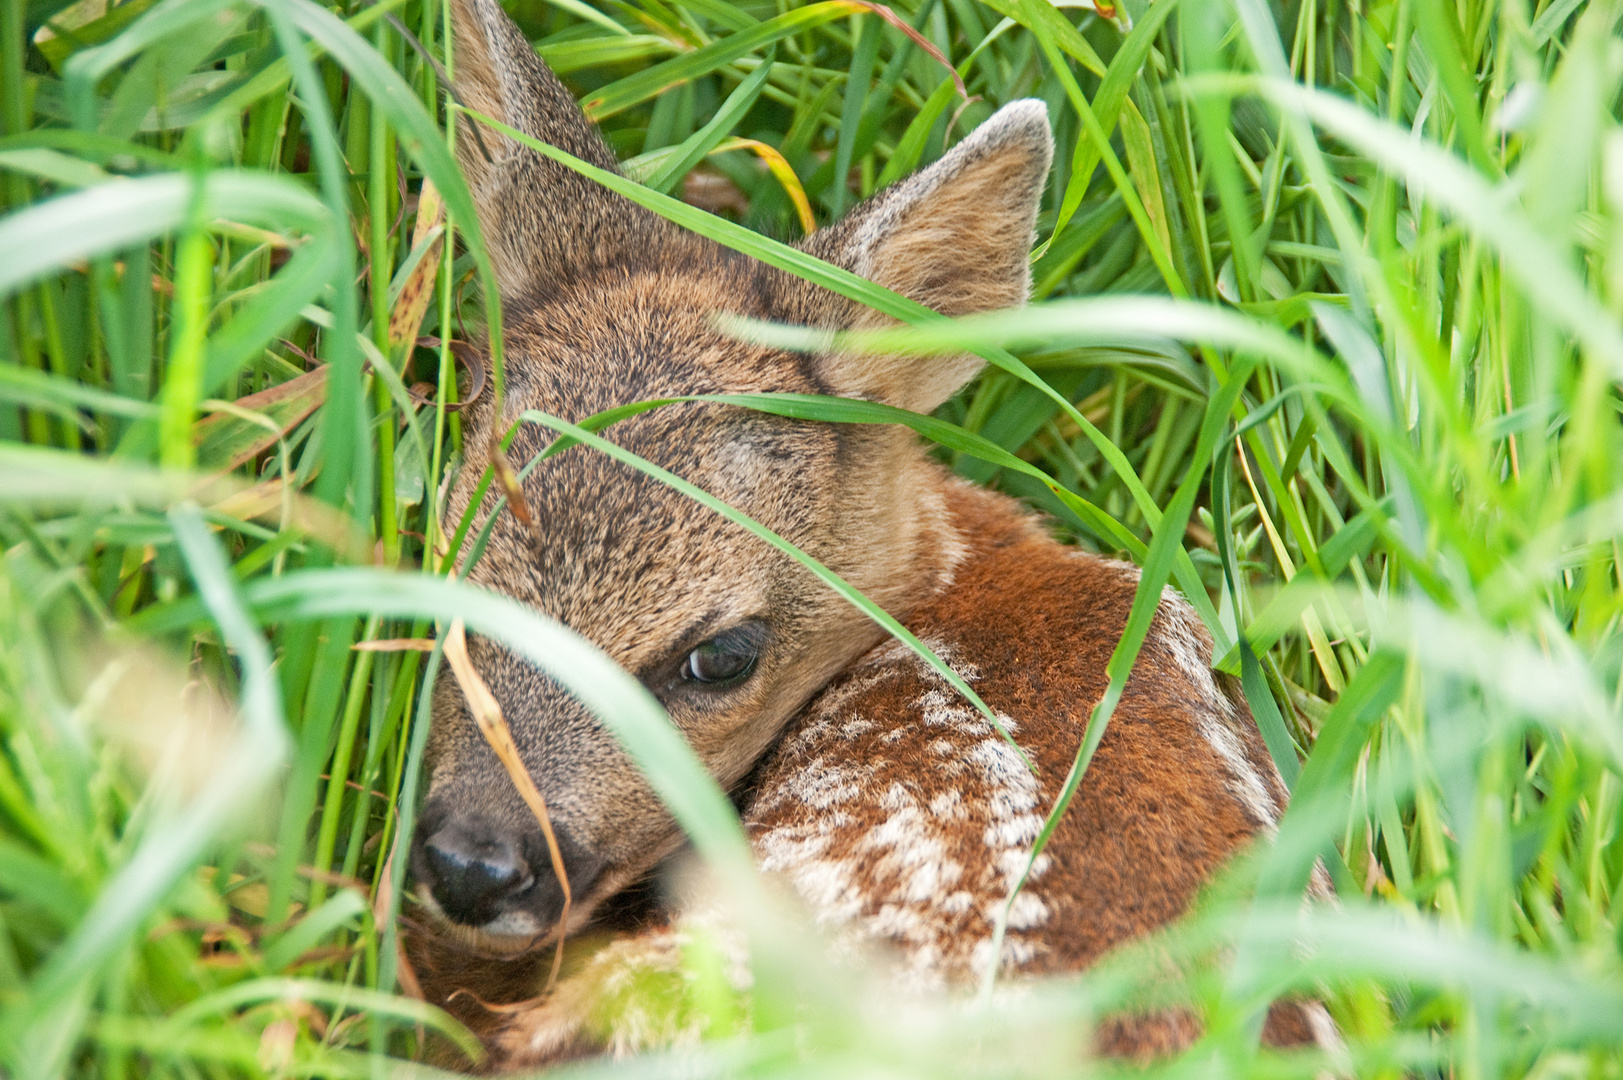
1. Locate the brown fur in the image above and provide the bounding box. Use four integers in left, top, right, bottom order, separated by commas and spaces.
742, 480, 1282, 983
410, 0, 1336, 1069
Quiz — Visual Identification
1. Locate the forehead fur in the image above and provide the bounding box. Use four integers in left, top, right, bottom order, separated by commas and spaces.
454, 256, 844, 672
495, 252, 833, 417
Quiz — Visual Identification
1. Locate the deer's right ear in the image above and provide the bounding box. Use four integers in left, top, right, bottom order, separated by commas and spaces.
450, 0, 661, 300
801, 100, 1053, 414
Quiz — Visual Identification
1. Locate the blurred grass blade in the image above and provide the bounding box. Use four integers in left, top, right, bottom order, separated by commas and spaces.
261, 888, 366, 973
256, 0, 508, 392
0, 172, 330, 301
0, 363, 159, 420
984, 355, 1254, 1000
6, 503, 288, 1078
160, 977, 480, 1063
1249, 76, 1623, 375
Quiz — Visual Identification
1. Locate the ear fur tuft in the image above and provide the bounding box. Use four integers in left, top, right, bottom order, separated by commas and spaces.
802, 99, 1054, 413
450, 0, 671, 301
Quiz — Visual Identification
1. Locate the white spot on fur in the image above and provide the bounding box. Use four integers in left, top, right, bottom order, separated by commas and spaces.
919, 690, 992, 737
919, 485, 971, 589
995, 848, 1052, 889
778, 759, 871, 809
755, 829, 864, 923
865, 635, 981, 685
1003, 891, 1050, 930
929, 790, 965, 820
879, 782, 913, 811
1304, 999, 1349, 1059
1160, 587, 1224, 701
970, 933, 1037, 974
751, 630, 1055, 986
984, 815, 1044, 849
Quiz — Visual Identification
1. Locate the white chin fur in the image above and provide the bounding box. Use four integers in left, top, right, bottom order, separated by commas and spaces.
480, 910, 546, 938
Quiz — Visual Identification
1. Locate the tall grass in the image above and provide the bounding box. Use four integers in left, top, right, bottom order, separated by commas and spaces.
1, 0, 1620, 1075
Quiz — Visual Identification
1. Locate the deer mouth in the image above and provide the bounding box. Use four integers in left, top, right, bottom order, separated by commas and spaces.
408, 886, 555, 958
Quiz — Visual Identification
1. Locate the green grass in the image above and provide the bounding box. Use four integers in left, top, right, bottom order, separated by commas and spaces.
2, 0, 1622, 1075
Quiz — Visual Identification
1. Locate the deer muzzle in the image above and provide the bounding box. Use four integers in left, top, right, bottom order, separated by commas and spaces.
411, 803, 604, 947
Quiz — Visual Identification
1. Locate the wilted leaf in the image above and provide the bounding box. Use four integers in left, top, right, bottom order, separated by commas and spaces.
193, 367, 327, 473
386, 178, 445, 354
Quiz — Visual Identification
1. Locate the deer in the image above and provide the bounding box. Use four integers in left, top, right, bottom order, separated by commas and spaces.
403, 0, 1339, 1068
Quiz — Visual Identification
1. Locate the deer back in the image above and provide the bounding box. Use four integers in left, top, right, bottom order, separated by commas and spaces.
743, 479, 1287, 986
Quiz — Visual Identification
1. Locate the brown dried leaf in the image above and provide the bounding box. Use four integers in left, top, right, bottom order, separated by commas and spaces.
377, 847, 430, 1009
258, 1018, 298, 1074
352, 637, 436, 652
491, 446, 543, 546
387, 179, 447, 353
207, 476, 374, 563
193, 367, 328, 474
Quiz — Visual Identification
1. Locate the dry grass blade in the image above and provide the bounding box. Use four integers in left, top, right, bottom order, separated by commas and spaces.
192, 367, 328, 474
352, 638, 437, 652
442, 619, 571, 991
373, 851, 429, 1058
388, 179, 446, 353
713, 137, 817, 234
490, 443, 544, 546
7, 0, 1621, 1070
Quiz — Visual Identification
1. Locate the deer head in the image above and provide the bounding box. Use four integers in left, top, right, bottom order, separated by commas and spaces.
412, 0, 1053, 954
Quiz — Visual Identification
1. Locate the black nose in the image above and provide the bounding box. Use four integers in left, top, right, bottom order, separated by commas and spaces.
421, 820, 533, 927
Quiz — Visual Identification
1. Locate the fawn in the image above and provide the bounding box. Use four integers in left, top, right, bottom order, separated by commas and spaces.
407, 0, 1336, 1066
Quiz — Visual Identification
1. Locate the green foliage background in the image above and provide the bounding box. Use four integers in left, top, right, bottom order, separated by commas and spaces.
1, 0, 1622, 1075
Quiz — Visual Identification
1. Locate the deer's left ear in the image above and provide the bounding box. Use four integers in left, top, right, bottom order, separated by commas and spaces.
803, 100, 1053, 413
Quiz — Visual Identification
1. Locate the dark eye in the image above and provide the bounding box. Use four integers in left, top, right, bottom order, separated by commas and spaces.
681, 624, 765, 686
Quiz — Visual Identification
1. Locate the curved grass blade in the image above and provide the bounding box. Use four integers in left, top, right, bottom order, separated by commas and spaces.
159, 977, 480, 1063
0, 364, 159, 421
243, 0, 508, 396
713, 137, 817, 235
982, 354, 1255, 1000
645, 52, 774, 194
58, 0, 239, 131
0, 171, 331, 300
515, 408, 1037, 774
977, 0, 1106, 74
541, 390, 1150, 559
1246, 75, 1623, 378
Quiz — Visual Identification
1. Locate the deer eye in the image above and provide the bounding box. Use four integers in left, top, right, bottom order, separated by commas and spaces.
681, 623, 766, 686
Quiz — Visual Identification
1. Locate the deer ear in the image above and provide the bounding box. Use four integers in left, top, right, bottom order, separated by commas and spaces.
801, 100, 1052, 413
450, 0, 665, 301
